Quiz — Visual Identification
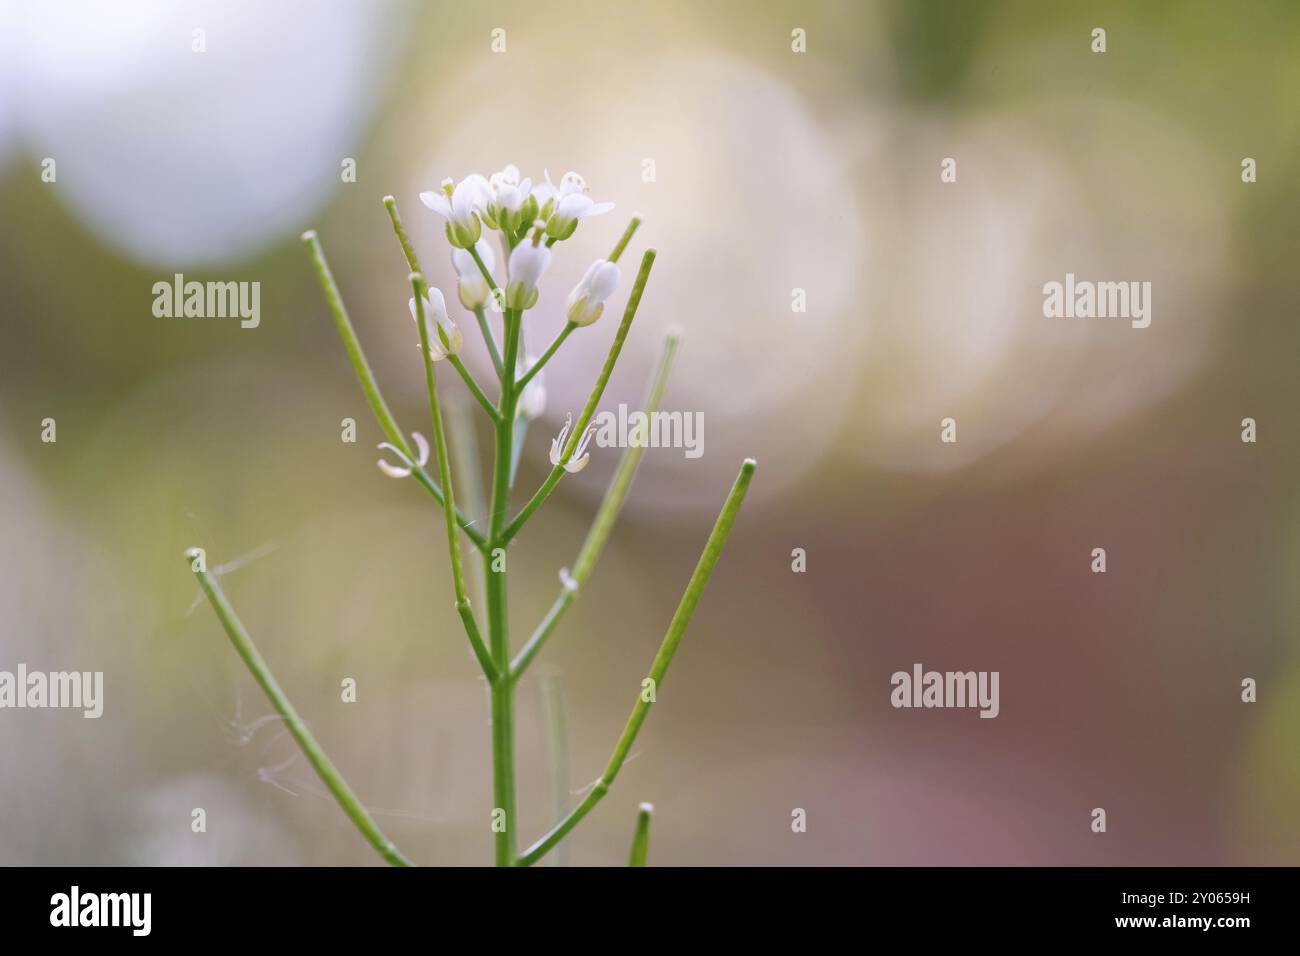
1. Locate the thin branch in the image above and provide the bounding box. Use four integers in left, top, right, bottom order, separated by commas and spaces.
515, 458, 757, 866
301, 230, 486, 552
511, 330, 681, 679
474, 305, 505, 378
382, 196, 499, 421
447, 355, 501, 423
186, 551, 415, 867
382, 195, 421, 273
501, 249, 657, 545
413, 275, 497, 682
628, 802, 653, 866
607, 215, 642, 264
447, 400, 489, 613
517, 322, 574, 392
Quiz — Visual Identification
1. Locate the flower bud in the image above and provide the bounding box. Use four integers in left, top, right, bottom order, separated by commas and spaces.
505, 236, 551, 311
420, 177, 487, 249
409, 286, 462, 360
565, 259, 620, 327
451, 239, 496, 310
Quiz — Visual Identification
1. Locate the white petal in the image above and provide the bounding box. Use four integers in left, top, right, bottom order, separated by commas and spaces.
411, 432, 430, 467
377, 459, 413, 478
426, 286, 450, 324
451, 246, 476, 280
591, 261, 620, 301
419, 190, 451, 218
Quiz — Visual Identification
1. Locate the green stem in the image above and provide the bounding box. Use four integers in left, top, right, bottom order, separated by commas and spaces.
517, 322, 574, 392
302, 230, 486, 552
382, 195, 421, 273
468, 248, 508, 377
412, 275, 497, 682
628, 803, 653, 866
486, 306, 523, 866
515, 457, 757, 867
186, 552, 414, 867
468, 245, 501, 299
384, 196, 503, 410
447, 355, 501, 423
448, 401, 489, 614
607, 215, 642, 264
511, 330, 681, 679
474, 305, 505, 378
501, 249, 657, 545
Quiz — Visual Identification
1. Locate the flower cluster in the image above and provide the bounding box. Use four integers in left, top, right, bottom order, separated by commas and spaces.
388, 165, 627, 476
420, 166, 620, 323
420, 165, 614, 250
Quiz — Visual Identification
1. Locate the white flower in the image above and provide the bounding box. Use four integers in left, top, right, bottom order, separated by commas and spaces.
451, 238, 496, 310
377, 432, 429, 478
533, 169, 589, 206
419, 175, 490, 248
565, 259, 620, 327
557, 171, 589, 196
505, 234, 551, 310
549, 412, 595, 473
516, 353, 547, 419
409, 286, 463, 360
487, 163, 533, 231
540, 169, 613, 240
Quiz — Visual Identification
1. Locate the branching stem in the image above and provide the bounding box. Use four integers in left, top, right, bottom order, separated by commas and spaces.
516, 458, 757, 866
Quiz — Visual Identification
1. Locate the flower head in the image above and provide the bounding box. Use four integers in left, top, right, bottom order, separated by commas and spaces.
505, 225, 551, 310
549, 412, 595, 473
543, 167, 613, 238
486, 164, 534, 233
534, 170, 613, 240
377, 432, 429, 478
409, 286, 463, 360
565, 259, 620, 327
451, 239, 496, 310
420, 176, 490, 248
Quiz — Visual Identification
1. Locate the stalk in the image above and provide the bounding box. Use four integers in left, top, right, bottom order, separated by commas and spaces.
187, 553, 414, 867
412, 275, 496, 681
502, 249, 656, 545
511, 330, 681, 678
301, 230, 485, 551
516, 458, 757, 866
628, 803, 653, 866
486, 305, 523, 865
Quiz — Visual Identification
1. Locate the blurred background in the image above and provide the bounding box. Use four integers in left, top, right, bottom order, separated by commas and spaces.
1, 0, 1298, 865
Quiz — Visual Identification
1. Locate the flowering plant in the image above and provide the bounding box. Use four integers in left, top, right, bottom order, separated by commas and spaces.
187, 165, 755, 866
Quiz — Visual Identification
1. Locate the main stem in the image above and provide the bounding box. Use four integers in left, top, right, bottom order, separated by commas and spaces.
487, 306, 522, 865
